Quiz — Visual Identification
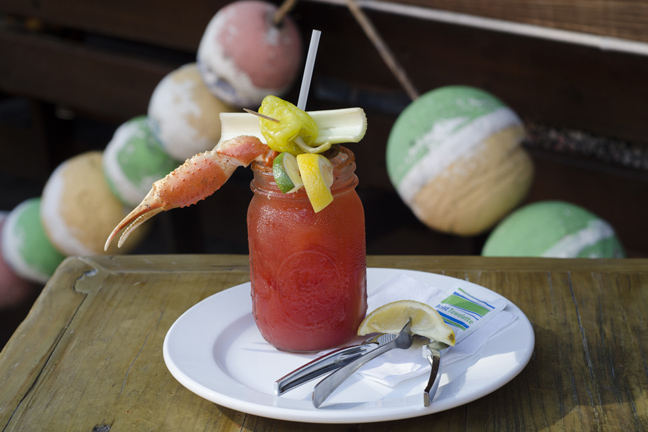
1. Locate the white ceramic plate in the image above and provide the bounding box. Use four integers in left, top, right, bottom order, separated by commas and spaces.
163, 268, 534, 423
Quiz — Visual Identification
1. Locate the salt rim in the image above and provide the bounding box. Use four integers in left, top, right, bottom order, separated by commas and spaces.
397, 107, 521, 204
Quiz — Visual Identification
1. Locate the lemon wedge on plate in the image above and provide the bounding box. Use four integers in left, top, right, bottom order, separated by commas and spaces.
296, 153, 334, 213
358, 300, 456, 346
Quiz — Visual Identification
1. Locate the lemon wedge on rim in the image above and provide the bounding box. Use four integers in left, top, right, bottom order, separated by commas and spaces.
358, 300, 456, 346
296, 153, 334, 213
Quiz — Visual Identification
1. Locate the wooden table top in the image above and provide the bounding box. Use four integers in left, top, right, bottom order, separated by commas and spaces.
1, 255, 647, 430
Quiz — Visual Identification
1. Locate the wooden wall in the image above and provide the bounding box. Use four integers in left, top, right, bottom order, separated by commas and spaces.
386, 0, 648, 43
1, 0, 647, 257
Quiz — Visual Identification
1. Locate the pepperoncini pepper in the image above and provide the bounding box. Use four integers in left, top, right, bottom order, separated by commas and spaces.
259, 95, 330, 155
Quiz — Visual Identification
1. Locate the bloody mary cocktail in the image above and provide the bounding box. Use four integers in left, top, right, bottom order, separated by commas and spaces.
248, 147, 367, 352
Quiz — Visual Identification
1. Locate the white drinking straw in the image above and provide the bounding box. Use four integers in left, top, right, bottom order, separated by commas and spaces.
297, 29, 322, 110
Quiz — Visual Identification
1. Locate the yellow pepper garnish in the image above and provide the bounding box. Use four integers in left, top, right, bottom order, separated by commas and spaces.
259, 96, 330, 155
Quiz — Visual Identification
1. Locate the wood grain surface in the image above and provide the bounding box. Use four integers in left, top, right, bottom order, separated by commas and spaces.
1, 255, 647, 430
380, 0, 648, 43
3, 0, 648, 47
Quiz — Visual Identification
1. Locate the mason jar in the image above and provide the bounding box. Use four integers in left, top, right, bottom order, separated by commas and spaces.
247, 147, 367, 352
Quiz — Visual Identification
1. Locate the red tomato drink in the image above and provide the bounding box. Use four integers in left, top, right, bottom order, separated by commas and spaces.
248, 147, 367, 352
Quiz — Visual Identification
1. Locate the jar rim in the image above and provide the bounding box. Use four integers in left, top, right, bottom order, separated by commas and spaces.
251, 146, 356, 174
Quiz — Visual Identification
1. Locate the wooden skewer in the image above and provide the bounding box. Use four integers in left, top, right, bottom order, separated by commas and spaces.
346, 0, 419, 101
243, 108, 281, 123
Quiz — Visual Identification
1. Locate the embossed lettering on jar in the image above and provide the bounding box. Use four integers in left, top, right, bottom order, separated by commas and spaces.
247, 147, 367, 352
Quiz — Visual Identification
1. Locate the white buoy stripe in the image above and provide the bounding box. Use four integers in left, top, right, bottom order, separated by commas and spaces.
541, 219, 618, 258
397, 107, 521, 204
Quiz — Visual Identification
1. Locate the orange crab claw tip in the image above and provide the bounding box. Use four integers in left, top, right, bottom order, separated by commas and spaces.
104, 201, 164, 252
104, 227, 121, 251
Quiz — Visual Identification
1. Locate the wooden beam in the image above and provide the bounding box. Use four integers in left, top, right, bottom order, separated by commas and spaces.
0, 29, 174, 122
0, 0, 226, 52
4, 0, 648, 49
343, 0, 648, 44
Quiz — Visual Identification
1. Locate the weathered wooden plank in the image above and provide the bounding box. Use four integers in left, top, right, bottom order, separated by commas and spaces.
573, 270, 648, 429
366, 255, 648, 272
0, 257, 90, 427
0, 29, 174, 122
1, 256, 648, 430
3, 0, 648, 49
1, 256, 252, 431
0, 0, 225, 52
381, 0, 648, 44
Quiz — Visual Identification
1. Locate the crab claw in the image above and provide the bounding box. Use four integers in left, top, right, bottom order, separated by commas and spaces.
105, 135, 270, 250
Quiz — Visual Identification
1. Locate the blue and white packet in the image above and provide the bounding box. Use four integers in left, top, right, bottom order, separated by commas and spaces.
435, 284, 507, 344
